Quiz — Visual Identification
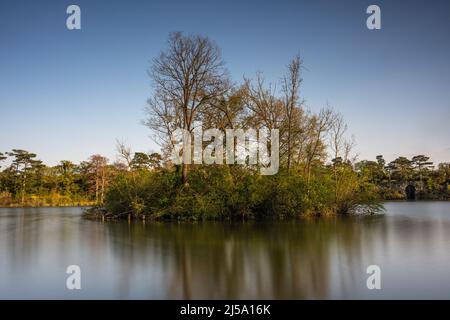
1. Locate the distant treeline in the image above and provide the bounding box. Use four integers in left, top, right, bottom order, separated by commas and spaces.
97, 156, 450, 221
1, 149, 449, 216
0, 149, 160, 207
357, 155, 450, 200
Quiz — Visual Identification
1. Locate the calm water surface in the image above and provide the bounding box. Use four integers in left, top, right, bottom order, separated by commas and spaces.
1, 202, 450, 299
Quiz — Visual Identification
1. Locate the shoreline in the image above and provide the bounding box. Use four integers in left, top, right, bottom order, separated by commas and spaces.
2, 199, 450, 210
0, 199, 450, 209
0, 203, 95, 209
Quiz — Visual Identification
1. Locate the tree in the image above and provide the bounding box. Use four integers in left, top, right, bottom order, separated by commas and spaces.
243, 73, 284, 131
87, 155, 109, 204
55, 160, 77, 196
375, 155, 386, 183
6, 149, 43, 204
329, 113, 354, 205
0, 152, 6, 192
200, 87, 246, 130
281, 55, 303, 173
389, 157, 413, 183
116, 140, 133, 170
148, 153, 163, 169
411, 155, 433, 185
0, 152, 6, 168
376, 155, 385, 171
304, 108, 335, 189
437, 163, 450, 183
130, 152, 162, 170
384, 161, 395, 187
356, 160, 382, 184
437, 163, 450, 194
145, 32, 229, 184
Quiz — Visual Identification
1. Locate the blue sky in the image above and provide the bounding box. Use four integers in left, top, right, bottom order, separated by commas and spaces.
1, 0, 449, 165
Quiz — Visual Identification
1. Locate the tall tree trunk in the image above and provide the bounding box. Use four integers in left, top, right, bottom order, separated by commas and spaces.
21, 176, 25, 205
182, 164, 188, 185
287, 119, 292, 174
95, 177, 99, 204
101, 170, 105, 203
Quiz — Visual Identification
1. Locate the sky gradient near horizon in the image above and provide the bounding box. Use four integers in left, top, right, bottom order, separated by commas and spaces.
1, 0, 450, 166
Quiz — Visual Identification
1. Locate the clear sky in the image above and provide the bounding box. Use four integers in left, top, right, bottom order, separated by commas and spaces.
1, 0, 449, 166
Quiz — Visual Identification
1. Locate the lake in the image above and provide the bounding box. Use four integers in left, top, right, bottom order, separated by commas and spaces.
1, 201, 450, 299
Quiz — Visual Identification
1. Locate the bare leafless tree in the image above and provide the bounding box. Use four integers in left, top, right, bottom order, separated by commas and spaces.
88, 155, 109, 204
304, 107, 335, 188
116, 139, 133, 170
329, 112, 355, 163
145, 32, 229, 184
281, 55, 303, 173
243, 73, 284, 131
329, 111, 356, 204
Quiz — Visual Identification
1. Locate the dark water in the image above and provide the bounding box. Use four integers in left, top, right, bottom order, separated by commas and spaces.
1, 202, 450, 299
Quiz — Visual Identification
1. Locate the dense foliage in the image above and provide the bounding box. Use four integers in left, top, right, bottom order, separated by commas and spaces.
0, 150, 108, 207
99, 163, 381, 220
1, 149, 448, 218
95, 154, 449, 220
356, 155, 450, 200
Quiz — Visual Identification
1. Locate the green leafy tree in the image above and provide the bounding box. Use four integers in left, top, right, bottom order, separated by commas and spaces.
411, 155, 433, 185
356, 160, 383, 184
55, 160, 77, 196
375, 155, 386, 183
130, 152, 150, 170
6, 149, 43, 204
389, 157, 413, 183
0, 152, 6, 167
0, 152, 6, 192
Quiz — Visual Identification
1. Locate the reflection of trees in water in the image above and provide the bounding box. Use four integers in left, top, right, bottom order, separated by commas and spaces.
5, 207, 450, 298
0, 209, 389, 299
2, 207, 78, 271
103, 217, 387, 299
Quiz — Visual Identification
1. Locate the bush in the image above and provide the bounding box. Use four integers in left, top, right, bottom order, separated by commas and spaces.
0, 191, 13, 206
101, 164, 382, 221
104, 168, 178, 218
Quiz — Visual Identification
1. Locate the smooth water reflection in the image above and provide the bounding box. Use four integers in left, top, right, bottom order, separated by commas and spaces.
1, 202, 450, 299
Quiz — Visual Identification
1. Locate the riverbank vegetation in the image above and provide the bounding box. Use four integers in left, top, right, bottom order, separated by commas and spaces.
2, 149, 447, 212
0, 150, 106, 207
1, 33, 449, 218
356, 155, 450, 200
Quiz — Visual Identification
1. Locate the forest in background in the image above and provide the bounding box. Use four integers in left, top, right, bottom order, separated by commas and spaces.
1, 33, 449, 219
0, 149, 449, 215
